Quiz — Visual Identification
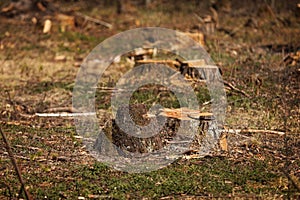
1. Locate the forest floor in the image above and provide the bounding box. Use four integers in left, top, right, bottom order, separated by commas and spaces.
0, 1, 299, 199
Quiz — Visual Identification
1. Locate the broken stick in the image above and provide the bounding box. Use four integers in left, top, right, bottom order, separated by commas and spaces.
75, 12, 112, 29
223, 129, 285, 136
0, 128, 32, 200
223, 80, 250, 97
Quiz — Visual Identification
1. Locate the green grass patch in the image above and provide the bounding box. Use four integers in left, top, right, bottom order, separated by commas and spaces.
0, 124, 284, 199
22, 81, 73, 94
7, 157, 281, 199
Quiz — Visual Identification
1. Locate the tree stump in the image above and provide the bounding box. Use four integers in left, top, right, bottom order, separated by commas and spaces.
102, 104, 212, 154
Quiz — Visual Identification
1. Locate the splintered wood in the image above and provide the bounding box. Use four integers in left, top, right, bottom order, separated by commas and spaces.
154, 107, 212, 121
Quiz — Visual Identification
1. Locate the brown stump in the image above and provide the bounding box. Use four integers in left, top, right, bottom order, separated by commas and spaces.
102, 104, 211, 154
107, 104, 180, 153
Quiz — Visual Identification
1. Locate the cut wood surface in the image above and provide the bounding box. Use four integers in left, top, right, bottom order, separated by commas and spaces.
147, 107, 213, 121
182, 59, 206, 67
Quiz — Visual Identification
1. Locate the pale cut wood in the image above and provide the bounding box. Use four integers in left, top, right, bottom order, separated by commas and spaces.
223, 129, 285, 136
147, 107, 213, 121
182, 59, 206, 67
43, 19, 52, 34
35, 112, 96, 117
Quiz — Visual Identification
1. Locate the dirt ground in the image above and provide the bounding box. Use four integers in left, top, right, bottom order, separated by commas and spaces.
0, 0, 299, 199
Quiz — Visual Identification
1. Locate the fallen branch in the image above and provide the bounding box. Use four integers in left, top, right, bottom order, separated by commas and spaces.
2, 152, 31, 161
222, 129, 285, 136
3, 120, 33, 126
45, 107, 77, 113
92, 87, 128, 92
0, 128, 32, 200
35, 112, 96, 117
75, 12, 112, 29
15, 144, 40, 151
194, 13, 204, 24
94, 86, 179, 93
19, 113, 36, 119
223, 80, 250, 97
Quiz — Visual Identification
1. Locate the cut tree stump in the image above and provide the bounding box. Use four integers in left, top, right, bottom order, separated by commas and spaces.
102, 104, 212, 154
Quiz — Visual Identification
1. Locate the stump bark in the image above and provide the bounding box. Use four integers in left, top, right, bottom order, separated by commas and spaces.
102, 104, 211, 154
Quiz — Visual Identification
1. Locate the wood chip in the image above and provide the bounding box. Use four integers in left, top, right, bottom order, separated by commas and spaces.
54, 55, 67, 62
43, 19, 52, 34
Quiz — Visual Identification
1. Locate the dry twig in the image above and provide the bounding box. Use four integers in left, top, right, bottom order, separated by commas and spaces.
45, 107, 77, 113
223, 128, 285, 136
223, 80, 250, 97
75, 12, 112, 29
35, 112, 96, 117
